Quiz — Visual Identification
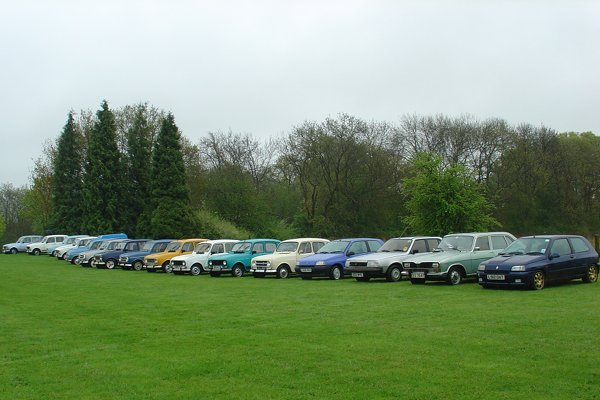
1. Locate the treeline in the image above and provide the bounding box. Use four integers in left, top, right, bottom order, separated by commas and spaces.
1, 102, 599, 243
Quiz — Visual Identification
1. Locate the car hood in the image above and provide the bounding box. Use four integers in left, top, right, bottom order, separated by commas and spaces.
483, 254, 547, 271
299, 253, 346, 265
350, 251, 409, 262
406, 250, 470, 264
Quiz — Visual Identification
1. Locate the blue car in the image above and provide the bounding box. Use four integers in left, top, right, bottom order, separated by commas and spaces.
478, 235, 599, 290
2, 235, 43, 254
117, 239, 173, 271
92, 239, 150, 269
63, 233, 127, 264
296, 238, 384, 280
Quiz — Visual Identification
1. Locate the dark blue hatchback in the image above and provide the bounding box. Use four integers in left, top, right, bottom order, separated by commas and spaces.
478, 235, 599, 290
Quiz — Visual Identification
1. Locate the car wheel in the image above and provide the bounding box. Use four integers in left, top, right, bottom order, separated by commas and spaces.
209, 271, 221, 277
33, 248, 40, 256
253, 273, 265, 278
410, 278, 426, 284
386, 266, 402, 282
277, 266, 290, 279
106, 259, 116, 270
10, 248, 17, 254
59, 253, 66, 260
583, 265, 598, 283
355, 277, 370, 282
133, 261, 144, 271
51, 250, 58, 257
329, 266, 342, 280
190, 264, 202, 276
232, 264, 244, 277
162, 262, 172, 273
531, 270, 545, 290
447, 267, 463, 285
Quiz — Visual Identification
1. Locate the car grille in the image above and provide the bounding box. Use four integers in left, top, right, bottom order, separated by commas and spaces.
119, 256, 127, 263
254, 261, 269, 267
146, 259, 157, 266
210, 260, 225, 266
171, 260, 184, 266
93, 255, 102, 261
348, 261, 368, 267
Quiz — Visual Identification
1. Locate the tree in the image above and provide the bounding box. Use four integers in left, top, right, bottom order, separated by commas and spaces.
50, 112, 85, 233
403, 153, 498, 236
0, 213, 5, 240
21, 145, 55, 234
148, 113, 198, 238
81, 100, 124, 234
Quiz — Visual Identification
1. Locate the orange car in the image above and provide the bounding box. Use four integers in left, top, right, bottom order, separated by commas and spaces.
144, 238, 208, 273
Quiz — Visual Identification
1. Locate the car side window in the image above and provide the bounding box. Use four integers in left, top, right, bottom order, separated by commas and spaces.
348, 241, 368, 255
265, 242, 277, 252
412, 240, 427, 254
426, 239, 440, 251
298, 242, 311, 254
252, 243, 265, 253
569, 237, 590, 253
212, 244, 224, 254
490, 236, 508, 250
48, 237, 55, 244
367, 240, 382, 252
550, 239, 572, 256
475, 236, 490, 250
225, 243, 236, 252
182, 243, 193, 252
312, 242, 325, 252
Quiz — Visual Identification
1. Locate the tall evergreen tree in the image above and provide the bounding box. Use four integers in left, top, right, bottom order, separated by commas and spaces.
148, 113, 198, 238
82, 100, 124, 235
50, 112, 85, 233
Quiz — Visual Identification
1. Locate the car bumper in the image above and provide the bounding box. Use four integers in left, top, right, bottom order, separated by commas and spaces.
478, 271, 531, 287
171, 265, 191, 273
250, 268, 277, 275
405, 269, 447, 281
345, 267, 385, 278
295, 265, 332, 277
208, 266, 231, 273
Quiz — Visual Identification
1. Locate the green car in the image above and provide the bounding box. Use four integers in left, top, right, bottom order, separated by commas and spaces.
402, 232, 516, 285
206, 239, 280, 277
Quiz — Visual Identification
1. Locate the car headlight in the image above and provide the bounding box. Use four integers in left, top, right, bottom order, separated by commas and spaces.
403, 262, 411, 269
182, 261, 186, 267
511, 265, 526, 272
251, 260, 256, 267
478, 264, 486, 271
315, 261, 325, 266
345, 260, 350, 268
223, 261, 227, 266
208, 261, 212, 266
432, 262, 440, 272
367, 260, 378, 268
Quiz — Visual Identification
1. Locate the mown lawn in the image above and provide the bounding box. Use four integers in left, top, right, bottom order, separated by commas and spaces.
0, 254, 598, 399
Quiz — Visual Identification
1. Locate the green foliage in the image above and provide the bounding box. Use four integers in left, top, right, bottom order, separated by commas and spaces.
0, 213, 5, 239
81, 101, 123, 235
148, 113, 198, 238
195, 209, 252, 239
403, 153, 499, 236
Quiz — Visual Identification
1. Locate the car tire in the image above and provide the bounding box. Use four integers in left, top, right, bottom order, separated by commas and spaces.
386, 266, 402, 282
583, 265, 598, 283
133, 261, 144, 271
410, 278, 426, 284
10, 248, 17, 254
33, 248, 40, 256
447, 267, 463, 285
190, 264, 202, 276
162, 262, 172, 273
209, 272, 221, 277
329, 266, 342, 280
232, 264, 244, 277
106, 259, 116, 270
355, 277, 370, 282
530, 270, 545, 290
277, 266, 290, 279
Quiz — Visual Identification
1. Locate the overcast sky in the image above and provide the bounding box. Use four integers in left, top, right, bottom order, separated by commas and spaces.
1, 0, 599, 186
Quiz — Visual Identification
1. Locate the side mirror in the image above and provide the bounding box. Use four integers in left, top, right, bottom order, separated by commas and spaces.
412, 249, 419, 254
549, 253, 560, 260
252, 250, 257, 254
347, 251, 355, 256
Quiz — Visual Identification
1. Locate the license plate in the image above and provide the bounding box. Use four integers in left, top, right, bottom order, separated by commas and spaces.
212, 266, 221, 271
300, 268, 311, 273
411, 271, 425, 279
487, 274, 505, 281
352, 273, 364, 278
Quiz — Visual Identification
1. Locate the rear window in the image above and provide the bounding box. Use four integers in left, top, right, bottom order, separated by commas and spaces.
570, 237, 590, 253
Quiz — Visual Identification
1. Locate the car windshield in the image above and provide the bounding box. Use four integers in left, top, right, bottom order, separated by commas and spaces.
80, 238, 93, 246
438, 236, 474, 252
64, 237, 77, 245
194, 243, 212, 253
502, 238, 550, 255
317, 240, 350, 254
231, 242, 252, 253
90, 241, 103, 250
378, 238, 412, 253
40, 236, 49, 243
276, 242, 298, 253
141, 242, 154, 251
167, 242, 181, 252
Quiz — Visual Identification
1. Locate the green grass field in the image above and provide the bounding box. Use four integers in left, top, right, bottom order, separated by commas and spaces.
1, 254, 598, 399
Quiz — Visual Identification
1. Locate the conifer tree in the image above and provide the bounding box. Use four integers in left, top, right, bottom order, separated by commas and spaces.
82, 100, 124, 234
50, 112, 85, 233
148, 113, 198, 238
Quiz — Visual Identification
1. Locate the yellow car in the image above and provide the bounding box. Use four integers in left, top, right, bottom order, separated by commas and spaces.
144, 238, 208, 273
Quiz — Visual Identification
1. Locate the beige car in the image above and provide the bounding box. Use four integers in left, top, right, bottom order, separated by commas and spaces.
250, 238, 329, 279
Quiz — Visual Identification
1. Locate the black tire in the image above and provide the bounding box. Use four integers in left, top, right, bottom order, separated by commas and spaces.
355, 277, 370, 282
209, 271, 221, 277
530, 270, 545, 290
410, 278, 426, 284
106, 259, 116, 270
276, 266, 290, 279
329, 266, 342, 280
386, 266, 402, 282
10, 248, 17, 255
132, 261, 144, 271
33, 248, 41, 256
447, 267, 464, 285
583, 265, 598, 283
190, 264, 202, 276
232, 264, 244, 278
162, 262, 172, 273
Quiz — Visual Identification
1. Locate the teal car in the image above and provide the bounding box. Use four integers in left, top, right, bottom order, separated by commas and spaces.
402, 232, 516, 285
207, 239, 280, 277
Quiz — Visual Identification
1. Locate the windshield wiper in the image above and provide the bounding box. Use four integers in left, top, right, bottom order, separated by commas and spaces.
526, 251, 543, 255
380, 250, 390, 252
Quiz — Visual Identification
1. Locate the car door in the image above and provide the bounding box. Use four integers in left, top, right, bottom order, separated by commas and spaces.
296, 241, 313, 264
469, 235, 496, 274
546, 238, 575, 281
347, 241, 369, 260
568, 237, 594, 277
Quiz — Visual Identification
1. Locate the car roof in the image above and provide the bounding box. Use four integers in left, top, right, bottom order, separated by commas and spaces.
519, 234, 584, 239
280, 238, 329, 242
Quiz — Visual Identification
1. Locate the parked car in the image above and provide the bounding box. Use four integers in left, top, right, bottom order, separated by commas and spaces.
345, 236, 442, 282
64, 233, 127, 264
92, 239, 149, 269
26, 235, 68, 255
403, 232, 516, 285
250, 238, 329, 279
145, 238, 208, 273
478, 235, 599, 290
48, 235, 89, 257
207, 239, 280, 277
118, 239, 173, 271
77, 239, 123, 267
170, 239, 239, 276
2, 235, 43, 254
296, 238, 384, 280
62, 237, 98, 263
